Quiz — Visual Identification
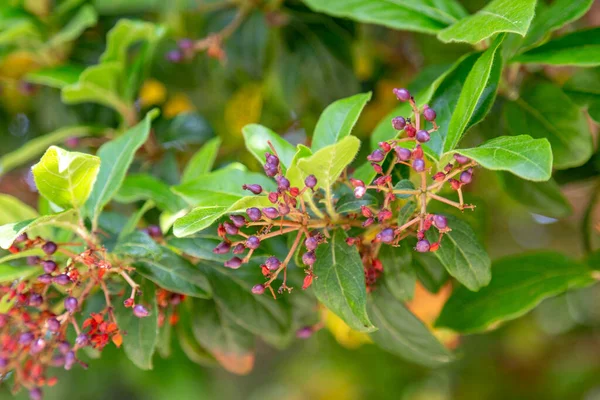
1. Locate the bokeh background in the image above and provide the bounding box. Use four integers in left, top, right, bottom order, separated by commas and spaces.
1, 0, 600, 399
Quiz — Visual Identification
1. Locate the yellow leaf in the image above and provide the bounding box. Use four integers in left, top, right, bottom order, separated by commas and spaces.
224, 83, 263, 136
322, 308, 371, 349
139, 79, 167, 107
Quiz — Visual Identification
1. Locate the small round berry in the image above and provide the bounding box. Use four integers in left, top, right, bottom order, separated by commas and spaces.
124, 298, 135, 308
75, 334, 89, 347
460, 171, 472, 184
19, 332, 34, 345
178, 38, 194, 51
15, 233, 28, 243
412, 145, 424, 159
30, 338, 46, 354
65, 137, 80, 148
64, 296, 78, 313
37, 274, 52, 284
393, 88, 411, 102
379, 141, 392, 152
146, 225, 162, 238
276, 176, 290, 191
302, 251, 316, 266
29, 293, 43, 307
305, 174, 317, 189
42, 241, 57, 255
391, 116, 406, 130
290, 187, 300, 197
232, 243, 245, 254
133, 304, 150, 318
362, 217, 374, 227
354, 186, 367, 198
266, 153, 279, 166
251, 284, 265, 295
376, 228, 395, 244
296, 326, 313, 339
166, 49, 183, 63
242, 184, 263, 195
64, 351, 76, 370
29, 388, 42, 400
213, 241, 231, 255
246, 236, 261, 249
41, 260, 57, 273
53, 274, 70, 285
433, 172, 445, 181
423, 107, 437, 121
0, 357, 8, 369
416, 130, 430, 143
412, 158, 425, 172
453, 153, 470, 164
246, 207, 262, 221
264, 163, 278, 177
349, 178, 365, 188
278, 203, 290, 216
415, 240, 431, 253
265, 256, 281, 271
27, 256, 41, 266
229, 215, 246, 228
367, 149, 385, 163
305, 236, 319, 251
433, 215, 448, 230
223, 222, 238, 235
57, 341, 70, 354
268, 192, 279, 203
395, 147, 411, 161
224, 257, 243, 269
262, 207, 279, 219
450, 178, 461, 190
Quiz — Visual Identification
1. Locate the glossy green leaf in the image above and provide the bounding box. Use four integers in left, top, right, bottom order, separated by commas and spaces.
0, 264, 40, 282
48, 5, 97, 48
514, 27, 600, 67
336, 193, 378, 214
563, 68, 600, 124
455, 135, 552, 181
379, 244, 415, 301
443, 35, 504, 153
398, 201, 417, 226
181, 137, 221, 183
302, 0, 467, 34
369, 286, 453, 367
85, 111, 158, 226
393, 180, 416, 199
116, 174, 185, 213
0, 194, 38, 225
160, 113, 214, 150
167, 236, 231, 264
114, 231, 163, 261
32, 146, 100, 209
0, 210, 78, 249
242, 124, 296, 169
61, 62, 125, 113
436, 253, 595, 333
173, 206, 228, 238
114, 279, 158, 370
503, 82, 592, 169
313, 229, 375, 332
498, 172, 572, 218
426, 215, 491, 291
413, 251, 449, 294
25, 64, 85, 89
311, 92, 371, 152
438, 0, 536, 44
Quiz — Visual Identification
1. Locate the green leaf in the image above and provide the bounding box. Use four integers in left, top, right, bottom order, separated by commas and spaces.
514, 27, 600, 67
497, 172, 572, 218
313, 229, 375, 332
393, 180, 416, 199
520, 0, 594, 50
438, 0, 536, 44
413, 251, 449, 294
114, 231, 163, 261
100, 19, 164, 65
426, 216, 491, 291
173, 206, 228, 238
160, 113, 214, 150
0, 264, 40, 282
368, 286, 453, 367
167, 236, 231, 264
311, 92, 371, 152
181, 137, 221, 183
503, 82, 593, 169
285, 144, 313, 189
0, 194, 38, 225
119, 200, 155, 240
454, 135, 552, 181
114, 279, 158, 370
47, 5, 97, 48
335, 193, 378, 214
563, 68, 600, 124
32, 146, 100, 210
85, 111, 158, 226
302, 0, 467, 34
436, 252, 595, 333
0, 126, 101, 176
242, 124, 296, 169
190, 298, 255, 375
115, 174, 185, 213
398, 201, 417, 226
297, 135, 360, 191
133, 246, 211, 298
25, 64, 85, 89
0, 210, 77, 249
442, 35, 504, 153
379, 244, 415, 301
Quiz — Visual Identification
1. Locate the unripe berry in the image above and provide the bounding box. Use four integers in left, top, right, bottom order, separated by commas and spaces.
42, 241, 57, 255
213, 241, 231, 254
242, 184, 263, 195
41, 260, 57, 273
460, 171, 472, 184
265, 256, 281, 271
360, 205, 373, 218
133, 304, 150, 318
246, 207, 262, 221
376, 228, 395, 244
64, 296, 78, 313
412, 158, 425, 172
268, 192, 279, 203
416, 130, 430, 143
123, 298, 134, 308
246, 236, 260, 249
405, 125, 416, 137
423, 107, 437, 121
450, 179, 461, 190
53, 274, 70, 285
433, 215, 448, 229
290, 187, 300, 197
416, 240, 431, 253
349, 178, 364, 188
430, 242, 440, 252
264, 163, 278, 177
393, 88, 411, 102
433, 172, 445, 181
362, 218, 374, 227
252, 284, 265, 295
391, 116, 406, 130
302, 251, 316, 266
379, 141, 392, 153
305, 174, 317, 188
354, 186, 367, 198
377, 209, 393, 222
395, 147, 411, 161
453, 153, 470, 164
262, 207, 279, 219
412, 145, 424, 159
229, 215, 246, 228
367, 149, 385, 163
305, 236, 319, 251
224, 257, 243, 269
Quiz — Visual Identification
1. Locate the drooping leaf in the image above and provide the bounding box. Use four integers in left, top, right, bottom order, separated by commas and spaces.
438, 0, 536, 44
379, 244, 416, 301
436, 253, 595, 333
454, 135, 552, 181
242, 124, 296, 169
311, 92, 371, 152
426, 216, 491, 291
313, 229, 375, 332
181, 137, 221, 183
368, 286, 453, 367
32, 146, 100, 209
115, 174, 185, 213
0, 210, 78, 249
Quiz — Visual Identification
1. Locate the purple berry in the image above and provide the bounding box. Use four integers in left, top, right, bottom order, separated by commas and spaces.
278, 203, 290, 216
251, 284, 265, 295
276, 176, 290, 191
64, 296, 78, 313
64, 350, 76, 370
15, 233, 28, 243
37, 274, 52, 284
433, 215, 447, 230
178, 38, 194, 51
133, 304, 150, 318
47, 318, 60, 332
29, 388, 42, 400
232, 243, 245, 254
395, 147, 411, 161
42, 241, 57, 255
305, 175, 317, 188
416, 130, 430, 143
296, 326, 313, 339
412, 158, 425, 172
376, 228, 395, 244
391, 116, 406, 130
213, 241, 231, 254
242, 184, 263, 195
454, 154, 470, 164
266, 153, 279, 166
224, 257, 243, 269
41, 260, 57, 273
223, 222, 238, 235
416, 240, 430, 253
246, 207, 262, 221
75, 334, 89, 347
393, 88, 411, 102
246, 236, 260, 249
166, 49, 183, 63
229, 215, 246, 228
263, 163, 278, 177
19, 332, 34, 345
460, 171, 472, 184
57, 341, 70, 354
354, 186, 367, 198
28, 293, 43, 307
423, 107, 436, 121
65, 137, 80, 148
302, 251, 316, 266
27, 256, 40, 266
30, 338, 46, 354
367, 149, 385, 162
53, 274, 70, 285
0, 357, 8, 369
265, 256, 281, 271
262, 207, 279, 219
305, 236, 318, 251
146, 225, 162, 238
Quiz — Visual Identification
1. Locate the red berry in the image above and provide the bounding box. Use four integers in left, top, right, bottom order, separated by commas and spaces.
405, 125, 416, 137
433, 172, 445, 181
349, 178, 364, 188
450, 179, 461, 190
360, 205, 373, 218
379, 141, 392, 153
123, 298, 135, 308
